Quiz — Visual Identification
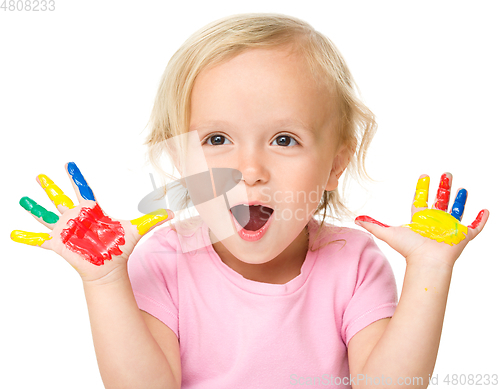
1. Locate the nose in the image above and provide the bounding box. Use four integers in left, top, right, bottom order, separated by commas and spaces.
237, 147, 270, 186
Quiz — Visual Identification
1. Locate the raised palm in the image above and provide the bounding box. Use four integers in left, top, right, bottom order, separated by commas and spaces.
11, 162, 174, 283
355, 173, 488, 267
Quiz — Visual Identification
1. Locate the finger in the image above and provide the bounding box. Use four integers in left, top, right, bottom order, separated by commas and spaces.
355, 215, 390, 228
354, 215, 396, 244
66, 162, 96, 202
10, 230, 52, 249
450, 188, 467, 221
130, 209, 174, 236
37, 174, 75, 213
412, 174, 430, 215
466, 209, 489, 241
19, 196, 59, 229
433, 172, 452, 211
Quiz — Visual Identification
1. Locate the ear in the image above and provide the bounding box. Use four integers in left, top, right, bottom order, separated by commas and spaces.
325, 144, 352, 191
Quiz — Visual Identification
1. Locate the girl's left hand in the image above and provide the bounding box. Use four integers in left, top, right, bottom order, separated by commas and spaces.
355, 172, 489, 269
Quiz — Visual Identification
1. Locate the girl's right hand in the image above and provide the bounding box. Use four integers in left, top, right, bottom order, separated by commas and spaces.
10, 162, 174, 284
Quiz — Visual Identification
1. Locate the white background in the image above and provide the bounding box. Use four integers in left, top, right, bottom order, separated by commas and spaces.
1, 1, 499, 388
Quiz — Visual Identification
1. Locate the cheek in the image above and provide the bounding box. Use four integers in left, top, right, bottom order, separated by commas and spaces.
274, 162, 326, 213
283, 156, 327, 193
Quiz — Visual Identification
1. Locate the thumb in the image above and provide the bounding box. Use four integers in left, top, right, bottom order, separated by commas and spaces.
130, 209, 175, 237
355, 215, 396, 243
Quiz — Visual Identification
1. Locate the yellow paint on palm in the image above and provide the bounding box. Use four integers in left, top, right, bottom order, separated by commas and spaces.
413, 176, 430, 208
131, 209, 169, 236
404, 209, 468, 245
11, 230, 52, 246
38, 174, 75, 209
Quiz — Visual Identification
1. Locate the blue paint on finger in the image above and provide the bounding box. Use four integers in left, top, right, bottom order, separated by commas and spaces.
450, 188, 467, 221
67, 162, 96, 201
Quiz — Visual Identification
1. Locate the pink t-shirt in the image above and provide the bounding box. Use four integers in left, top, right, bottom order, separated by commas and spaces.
128, 216, 398, 388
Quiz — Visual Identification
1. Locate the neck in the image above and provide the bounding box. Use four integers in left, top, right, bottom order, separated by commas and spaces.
210, 226, 309, 284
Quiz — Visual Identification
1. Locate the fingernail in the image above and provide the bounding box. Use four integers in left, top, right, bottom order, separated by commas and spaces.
355, 215, 390, 228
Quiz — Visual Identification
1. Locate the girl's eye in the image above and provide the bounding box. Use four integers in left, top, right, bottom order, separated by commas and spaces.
204, 134, 298, 147
205, 134, 230, 146
272, 135, 298, 147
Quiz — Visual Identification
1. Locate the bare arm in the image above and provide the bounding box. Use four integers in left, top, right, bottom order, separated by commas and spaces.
10, 163, 181, 389
83, 269, 181, 389
349, 260, 452, 388
349, 173, 488, 388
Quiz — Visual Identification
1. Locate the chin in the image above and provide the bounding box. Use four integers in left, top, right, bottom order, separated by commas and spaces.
217, 233, 279, 264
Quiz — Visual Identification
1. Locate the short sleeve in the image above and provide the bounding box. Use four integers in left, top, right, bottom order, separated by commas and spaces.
127, 230, 180, 337
341, 235, 398, 345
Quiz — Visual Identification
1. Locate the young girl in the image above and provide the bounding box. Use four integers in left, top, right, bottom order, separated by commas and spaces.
11, 13, 488, 388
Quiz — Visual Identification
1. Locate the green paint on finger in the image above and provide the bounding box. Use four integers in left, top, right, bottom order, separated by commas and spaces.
19, 196, 60, 224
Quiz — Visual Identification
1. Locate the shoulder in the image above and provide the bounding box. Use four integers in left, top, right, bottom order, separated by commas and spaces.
133, 223, 181, 256
127, 222, 186, 280
309, 218, 377, 255
310, 220, 390, 276
128, 216, 207, 270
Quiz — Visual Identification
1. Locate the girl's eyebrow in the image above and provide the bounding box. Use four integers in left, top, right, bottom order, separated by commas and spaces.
190, 119, 314, 133
190, 120, 229, 132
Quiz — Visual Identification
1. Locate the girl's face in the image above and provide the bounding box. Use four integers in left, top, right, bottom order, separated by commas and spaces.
189, 46, 347, 264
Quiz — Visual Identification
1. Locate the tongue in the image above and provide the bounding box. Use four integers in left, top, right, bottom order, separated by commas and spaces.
231, 205, 273, 231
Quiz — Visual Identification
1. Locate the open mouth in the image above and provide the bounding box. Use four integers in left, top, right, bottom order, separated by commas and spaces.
230, 204, 274, 231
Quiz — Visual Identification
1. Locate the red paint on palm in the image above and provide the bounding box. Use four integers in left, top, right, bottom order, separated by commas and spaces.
60, 204, 125, 266
434, 174, 451, 211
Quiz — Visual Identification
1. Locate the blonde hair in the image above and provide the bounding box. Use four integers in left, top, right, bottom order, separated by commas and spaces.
145, 13, 377, 250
